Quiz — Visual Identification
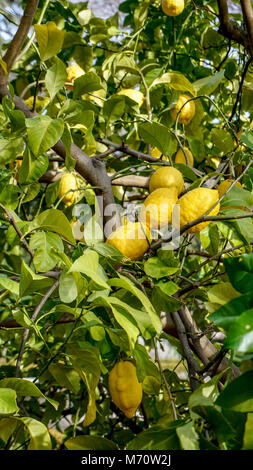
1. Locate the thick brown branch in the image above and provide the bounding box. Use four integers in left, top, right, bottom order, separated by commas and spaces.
217, 0, 249, 51
241, 0, 253, 55
1, 0, 39, 79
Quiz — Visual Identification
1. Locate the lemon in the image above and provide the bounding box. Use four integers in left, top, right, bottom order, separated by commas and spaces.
117, 89, 145, 107
66, 62, 85, 90
171, 94, 195, 125
140, 187, 178, 229
175, 147, 194, 166
179, 188, 220, 233
106, 221, 151, 260
59, 173, 78, 207
161, 0, 184, 16
151, 147, 170, 168
149, 166, 184, 195
108, 361, 143, 418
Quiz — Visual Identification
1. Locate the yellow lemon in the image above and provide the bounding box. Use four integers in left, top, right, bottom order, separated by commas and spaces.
171, 94, 195, 125
117, 89, 145, 107
66, 62, 85, 90
108, 361, 143, 418
149, 166, 184, 195
175, 147, 194, 166
161, 0, 184, 16
106, 221, 151, 260
59, 173, 78, 207
140, 187, 178, 229
179, 188, 220, 233
151, 147, 170, 168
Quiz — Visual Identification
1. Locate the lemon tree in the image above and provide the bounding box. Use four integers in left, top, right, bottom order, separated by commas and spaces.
0, 0, 253, 453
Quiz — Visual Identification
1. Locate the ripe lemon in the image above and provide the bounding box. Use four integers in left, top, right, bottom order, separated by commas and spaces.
175, 147, 194, 166
59, 173, 78, 207
106, 221, 151, 260
117, 89, 145, 107
149, 166, 184, 195
151, 147, 170, 168
108, 361, 143, 418
161, 0, 184, 16
179, 188, 220, 233
171, 94, 195, 125
140, 187, 178, 229
66, 62, 85, 90
218, 179, 244, 210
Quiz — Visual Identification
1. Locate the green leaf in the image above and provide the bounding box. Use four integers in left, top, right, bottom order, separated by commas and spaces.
210, 128, 234, 154
45, 58, 67, 101
34, 21, 64, 61
24, 208, 75, 244
65, 435, 118, 450
193, 70, 224, 95
0, 378, 58, 410
216, 371, 253, 412
0, 277, 19, 296
0, 418, 17, 443
176, 422, 199, 450
127, 424, 180, 450
150, 72, 196, 96
241, 129, 253, 150
19, 417, 52, 450
0, 388, 19, 415
0, 184, 19, 209
108, 275, 162, 334
67, 344, 101, 427
59, 271, 78, 303
103, 95, 125, 124
223, 254, 253, 294
189, 371, 225, 418
19, 261, 54, 297
26, 116, 64, 156
138, 121, 171, 156
144, 257, 179, 279
69, 251, 110, 290
0, 138, 23, 166
73, 72, 103, 98
221, 186, 253, 209
30, 231, 64, 272
18, 147, 49, 184
48, 364, 80, 394
223, 308, 253, 352
210, 293, 253, 328
243, 413, 253, 449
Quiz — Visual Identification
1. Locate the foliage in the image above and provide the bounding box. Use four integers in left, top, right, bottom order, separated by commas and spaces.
0, 0, 253, 451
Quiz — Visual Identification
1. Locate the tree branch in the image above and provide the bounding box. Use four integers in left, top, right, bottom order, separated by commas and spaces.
217, 0, 249, 51
0, 0, 39, 80
15, 277, 60, 378
241, 0, 253, 56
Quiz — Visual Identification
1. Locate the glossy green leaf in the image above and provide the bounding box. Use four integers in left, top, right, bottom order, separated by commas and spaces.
0, 378, 58, 410
26, 116, 64, 156
20, 417, 52, 450
176, 422, 199, 450
65, 435, 118, 450
138, 121, 171, 156
19, 261, 54, 297
151, 72, 196, 96
34, 21, 64, 61
24, 209, 75, 244
45, 58, 67, 101
216, 371, 253, 412
0, 388, 19, 415
223, 254, 253, 294
193, 70, 224, 95
30, 231, 64, 272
